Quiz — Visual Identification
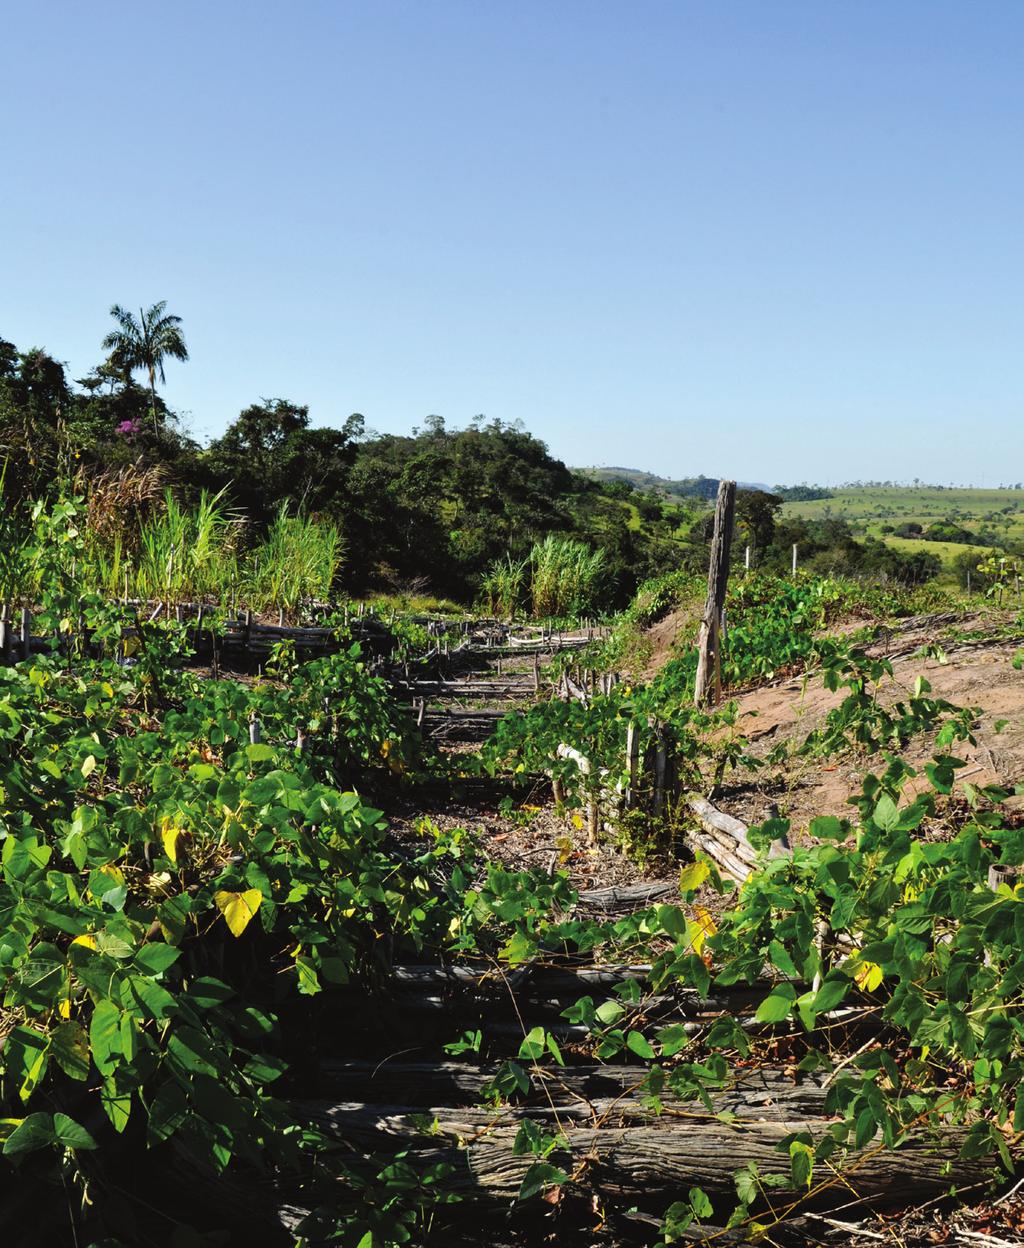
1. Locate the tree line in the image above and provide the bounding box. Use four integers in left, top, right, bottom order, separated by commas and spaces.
1, 304, 943, 604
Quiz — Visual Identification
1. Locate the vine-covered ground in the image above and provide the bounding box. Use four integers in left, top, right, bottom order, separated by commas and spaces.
2, 557, 1024, 1247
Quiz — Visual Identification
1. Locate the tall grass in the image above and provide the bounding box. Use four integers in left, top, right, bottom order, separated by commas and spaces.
529, 536, 606, 618
240, 506, 344, 610
134, 489, 242, 602
480, 554, 528, 618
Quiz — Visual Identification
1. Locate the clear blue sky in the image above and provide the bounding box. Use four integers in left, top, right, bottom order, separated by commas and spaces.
3, 2, 1023, 485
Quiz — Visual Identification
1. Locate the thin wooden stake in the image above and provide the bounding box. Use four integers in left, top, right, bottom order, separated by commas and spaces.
625, 722, 640, 809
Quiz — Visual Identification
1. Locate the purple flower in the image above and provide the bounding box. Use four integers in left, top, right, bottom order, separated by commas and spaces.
116, 419, 140, 435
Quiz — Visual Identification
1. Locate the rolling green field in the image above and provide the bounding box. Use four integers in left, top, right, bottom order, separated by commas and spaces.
781, 485, 1024, 577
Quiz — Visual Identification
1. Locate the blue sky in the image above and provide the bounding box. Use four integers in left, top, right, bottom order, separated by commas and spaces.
3, 2, 1023, 485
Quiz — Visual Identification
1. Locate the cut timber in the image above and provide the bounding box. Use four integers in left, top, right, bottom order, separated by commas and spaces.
303, 1113, 986, 1207
694, 479, 736, 707
576, 882, 676, 910
686, 795, 790, 883
311, 1061, 828, 1117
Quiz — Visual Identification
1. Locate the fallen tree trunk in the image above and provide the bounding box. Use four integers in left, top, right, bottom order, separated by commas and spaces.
298, 1108, 987, 1208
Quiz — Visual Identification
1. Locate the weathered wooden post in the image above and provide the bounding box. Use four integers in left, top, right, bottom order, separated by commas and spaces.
694, 480, 736, 707
792, 543, 798, 575
0, 604, 8, 664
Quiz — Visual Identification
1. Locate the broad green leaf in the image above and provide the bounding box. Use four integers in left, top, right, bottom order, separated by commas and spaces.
51, 1022, 89, 1082
755, 983, 797, 1024
626, 1030, 655, 1059
2, 1113, 55, 1156
89, 999, 122, 1077
53, 1112, 97, 1150
873, 794, 899, 831
518, 1026, 547, 1061
595, 999, 625, 1026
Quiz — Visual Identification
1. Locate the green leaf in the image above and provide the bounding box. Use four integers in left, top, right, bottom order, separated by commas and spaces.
51, 1022, 89, 1082
2, 1113, 55, 1156
518, 1026, 547, 1061
89, 1000, 122, 1077
873, 794, 899, 831
100, 1080, 132, 1133
626, 1030, 655, 1060
768, 940, 799, 978
809, 815, 846, 840
811, 976, 850, 1017
134, 944, 181, 975
755, 983, 797, 1024
595, 999, 625, 1026
53, 1113, 97, 1151
789, 1139, 813, 1188
4, 1027, 50, 1102
518, 1161, 567, 1201
689, 1186, 713, 1218
657, 1023, 690, 1057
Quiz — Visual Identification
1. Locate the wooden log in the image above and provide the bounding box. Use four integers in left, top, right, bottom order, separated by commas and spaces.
694, 480, 736, 707
687, 796, 758, 864
312, 1061, 825, 1115
20, 607, 31, 662
297, 1078, 832, 1139
576, 882, 676, 910
298, 1107, 985, 1207
686, 797, 790, 884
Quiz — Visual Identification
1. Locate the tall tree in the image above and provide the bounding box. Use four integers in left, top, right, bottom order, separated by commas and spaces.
101, 301, 188, 432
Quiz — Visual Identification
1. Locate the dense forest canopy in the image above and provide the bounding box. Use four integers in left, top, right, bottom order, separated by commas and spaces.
0, 319, 944, 603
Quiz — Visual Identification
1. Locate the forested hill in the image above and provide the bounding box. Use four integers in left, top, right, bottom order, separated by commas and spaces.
579, 465, 773, 499
0, 336, 699, 603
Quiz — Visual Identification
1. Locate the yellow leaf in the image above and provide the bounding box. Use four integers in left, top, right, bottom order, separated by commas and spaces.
687, 905, 718, 956
98, 864, 124, 886
214, 889, 262, 937
853, 960, 883, 992
679, 861, 710, 893
81, 755, 96, 779
71, 934, 97, 950
161, 819, 181, 865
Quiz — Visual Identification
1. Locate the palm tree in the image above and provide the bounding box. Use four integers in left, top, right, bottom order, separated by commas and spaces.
102, 302, 188, 433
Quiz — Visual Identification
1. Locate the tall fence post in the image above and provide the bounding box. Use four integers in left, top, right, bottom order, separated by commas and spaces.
694, 480, 736, 707
792, 543, 798, 575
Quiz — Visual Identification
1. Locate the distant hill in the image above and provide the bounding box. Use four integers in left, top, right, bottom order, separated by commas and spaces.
578, 466, 773, 500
